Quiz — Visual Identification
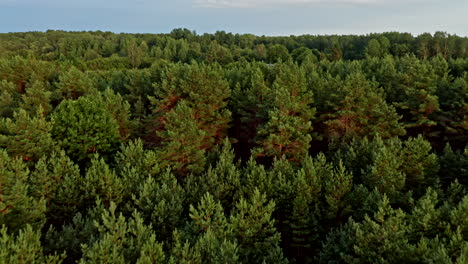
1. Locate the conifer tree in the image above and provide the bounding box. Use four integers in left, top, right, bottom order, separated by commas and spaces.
348, 195, 410, 263
81, 157, 124, 208
322, 73, 405, 142
184, 138, 241, 211
155, 101, 208, 175
149, 63, 231, 151
230, 189, 287, 264
0, 225, 64, 264
0, 80, 19, 118
51, 94, 121, 163
0, 56, 32, 94
400, 135, 439, 195
253, 63, 315, 162
42, 200, 107, 263
392, 55, 440, 135
285, 154, 352, 261
31, 151, 82, 225
438, 144, 468, 186
19, 79, 53, 116
435, 75, 468, 145
230, 67, 271, 159
0, 150, 45, 233
185, 193, 239, 264
80, 202, 165, 264
133, 171, 186, 243
288, 170, 319, 262
1, 107, 56, 163
55, 66, 97, 100
101, 88, 133, 140
114, 139, 160, 200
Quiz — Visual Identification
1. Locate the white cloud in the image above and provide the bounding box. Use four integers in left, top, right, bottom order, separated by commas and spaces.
195, 0, 399, 8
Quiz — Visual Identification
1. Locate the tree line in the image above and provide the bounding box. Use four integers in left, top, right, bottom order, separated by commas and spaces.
0, 30, 466, 263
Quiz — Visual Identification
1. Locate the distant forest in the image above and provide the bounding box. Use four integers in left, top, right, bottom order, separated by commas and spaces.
0, 29, 466, 263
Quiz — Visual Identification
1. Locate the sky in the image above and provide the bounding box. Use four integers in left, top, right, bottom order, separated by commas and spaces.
0, 0, 467, 36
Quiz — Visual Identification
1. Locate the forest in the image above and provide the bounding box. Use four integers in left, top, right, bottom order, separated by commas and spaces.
0, 29, 467, 263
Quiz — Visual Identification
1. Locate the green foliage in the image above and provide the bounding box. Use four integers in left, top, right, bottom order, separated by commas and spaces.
43, 202, 105, 263
335, 136, 438, 199
19, 79, 52, 116
438, 144, 468, 186
151, 63, 231, 147
81, 157, 124, 208
133, 171, 185, 243
55, 66, 97, 100
321, 73, 405, 142
1, 107, 56, 163
30, 151, 82, 225
267, 44, 291, 63
253, 63, 315, 162
185, 138, 241, 211
101, 88, 133, 140
366, 39, 383, 58
80, 202, 165, 264
0, 225, 64, 264
0, 80, 19, 118
320, 188, 468, 263
114, 139, 160, 199
149, 63, 231, 175
0, 150, 45, 233
126, 39, 147, 68
51, 94, 121, 163
0, 30, 467, 264
155, 101, 208, 175
230, 189, 287, 263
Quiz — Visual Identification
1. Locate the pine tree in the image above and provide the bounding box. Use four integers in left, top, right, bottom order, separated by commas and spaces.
1, 107, 56, 163
322, 73, 405, 142
114, 139, 160, 200
288, 170, 320, 263
334, 137, 408, 200
435, 75, 468, 146
184, 138, 241, 211
42, 201, 106, 263
349, 195, 410, 263
101, 88, 133, 140
0, 225, 64, 264
392, 55, 440, 136
253, 63, 315, 162
19, 79, 53, 116
189, 193, 230, 240
155, 101, 208, 175
400, 135, 439, 195
51, 94, 121, 163
323, 160, 353, 220
133, 171, 186, 243
81, 157, 124, 208
0, 56, 32, 94
230, 66, 271, 160
185, 193, 239, 264
0, 150, 46, 233
230, 189, 287, 264
0, 80, 19, 118
30, 151, 82, 225
438, 144, 468, 186
149, 62, 231, 150
55, 66, 97, 100
79, 202, 165, 264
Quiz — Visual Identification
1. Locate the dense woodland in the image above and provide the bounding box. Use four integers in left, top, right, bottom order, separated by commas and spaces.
0, 29, 467, 263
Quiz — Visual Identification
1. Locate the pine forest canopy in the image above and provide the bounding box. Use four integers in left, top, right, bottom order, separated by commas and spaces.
0, 29, 467, 263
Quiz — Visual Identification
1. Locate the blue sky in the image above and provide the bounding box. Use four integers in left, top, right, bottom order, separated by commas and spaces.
0, 0, 467, 36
